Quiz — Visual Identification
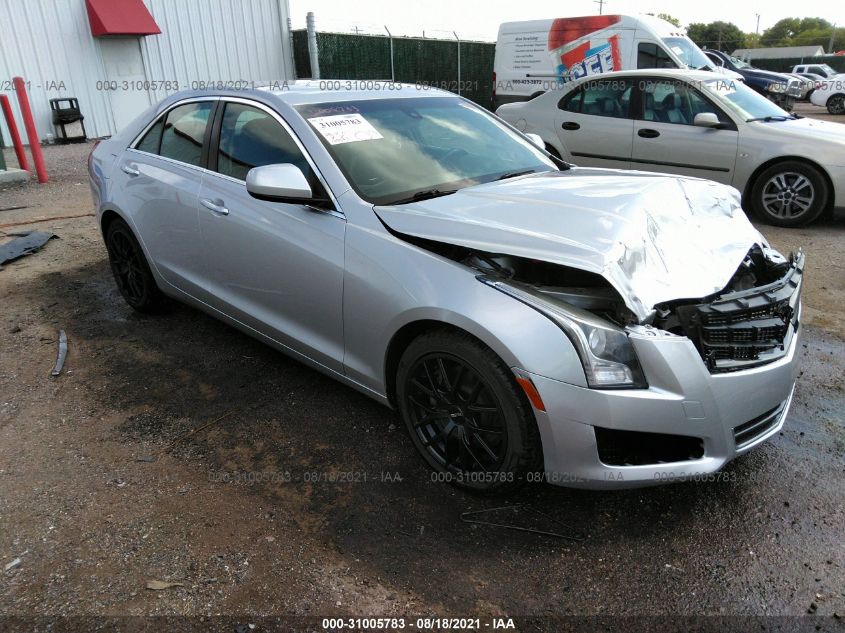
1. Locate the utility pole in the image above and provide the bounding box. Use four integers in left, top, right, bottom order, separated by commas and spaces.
829, 24, 836, 54
755, 14, 760, 35
306, 11, 320, 79
593, 0, 606, 15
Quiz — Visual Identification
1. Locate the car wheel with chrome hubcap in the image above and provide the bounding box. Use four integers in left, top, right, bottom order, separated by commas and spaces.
751, 161, 827, 227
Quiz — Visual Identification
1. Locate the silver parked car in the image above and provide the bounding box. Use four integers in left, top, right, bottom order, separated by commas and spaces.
496, 69, 845, 227
89, 83, 803, 492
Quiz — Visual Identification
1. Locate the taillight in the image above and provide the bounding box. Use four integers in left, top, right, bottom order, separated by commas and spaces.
492, 71, 496, 98
88, 139, 101, 173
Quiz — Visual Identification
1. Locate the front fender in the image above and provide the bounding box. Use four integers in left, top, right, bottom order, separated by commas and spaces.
341, 223, 587, 397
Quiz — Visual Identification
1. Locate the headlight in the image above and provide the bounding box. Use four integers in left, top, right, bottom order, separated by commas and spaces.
480, 277, 647, 389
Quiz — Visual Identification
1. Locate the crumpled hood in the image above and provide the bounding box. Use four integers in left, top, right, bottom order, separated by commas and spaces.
375, 169, 766, 322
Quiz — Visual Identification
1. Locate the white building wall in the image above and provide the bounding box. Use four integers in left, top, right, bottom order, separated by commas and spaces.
0, 0, 115, 141
0, 0, 292, 144
141, 0, 293, 105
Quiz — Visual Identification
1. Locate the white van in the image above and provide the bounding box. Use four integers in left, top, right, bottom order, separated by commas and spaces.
494, 14, 740, 107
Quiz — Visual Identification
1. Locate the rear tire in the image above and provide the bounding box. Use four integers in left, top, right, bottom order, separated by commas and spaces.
396, 330, 542, 494
750, 161, 828, 228
826, 94, 845, 115
104, 218, 166, 312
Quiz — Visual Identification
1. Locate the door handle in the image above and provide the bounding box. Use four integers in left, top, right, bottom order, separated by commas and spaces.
561, 121, 580, 131
638, 128, 660, 138
200, 198, 229, 216
121, 164, 140, 176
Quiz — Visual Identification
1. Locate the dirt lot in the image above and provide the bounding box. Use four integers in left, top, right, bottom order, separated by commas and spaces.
1, 106, 843, 632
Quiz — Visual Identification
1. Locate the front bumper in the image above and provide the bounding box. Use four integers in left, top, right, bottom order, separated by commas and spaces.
526, 317, 802, 489
825, 163, 845, 209
767, 92, 795, 110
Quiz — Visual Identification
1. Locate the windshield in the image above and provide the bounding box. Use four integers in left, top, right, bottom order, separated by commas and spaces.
704, 78, 792, 120
729, 56, 753, 69
663, 37, 712, 69
819, 64, 837, 76
296, 97, 555, 205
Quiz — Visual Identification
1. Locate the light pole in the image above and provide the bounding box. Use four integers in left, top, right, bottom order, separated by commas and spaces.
755, 14, 760, 35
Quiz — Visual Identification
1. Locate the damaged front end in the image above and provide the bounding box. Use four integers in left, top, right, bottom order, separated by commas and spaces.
437, 241, 802, 385
374, 172, 804, 385
653, 246, 804, 373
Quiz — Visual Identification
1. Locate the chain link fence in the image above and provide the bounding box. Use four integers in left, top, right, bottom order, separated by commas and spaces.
292, 30, 495, 110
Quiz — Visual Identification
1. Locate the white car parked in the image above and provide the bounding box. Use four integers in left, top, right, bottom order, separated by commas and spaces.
808, 76, 845, 115
496, 69, 845, 227
792, 63, 843, 84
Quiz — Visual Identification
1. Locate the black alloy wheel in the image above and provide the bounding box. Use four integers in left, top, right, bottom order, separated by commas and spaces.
105, 219, 165, 311
396, 330, 542, 493
406, 353, 507, 474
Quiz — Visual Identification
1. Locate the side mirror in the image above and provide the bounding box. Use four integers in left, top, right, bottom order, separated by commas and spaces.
524, 132, 544, 148
693, 112, 722, 128
246, 163, 313, 202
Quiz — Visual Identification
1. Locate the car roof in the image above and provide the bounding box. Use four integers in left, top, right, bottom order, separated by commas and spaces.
163, 81, 457, 107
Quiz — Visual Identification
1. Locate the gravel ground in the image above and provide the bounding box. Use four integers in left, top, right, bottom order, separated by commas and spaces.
1, 109, 843, 633
793, 100, 844, 123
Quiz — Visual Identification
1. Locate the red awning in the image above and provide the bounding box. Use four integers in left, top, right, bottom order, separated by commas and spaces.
86, 0, 161, 37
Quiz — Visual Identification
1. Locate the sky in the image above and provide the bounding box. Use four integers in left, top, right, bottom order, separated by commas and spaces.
289, 0, 845, 42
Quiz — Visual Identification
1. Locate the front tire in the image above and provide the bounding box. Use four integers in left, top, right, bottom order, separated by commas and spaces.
827, 94, 845, 115
750, 161, 828, 227
396, 330, 542, 494
104, 218, 166, 312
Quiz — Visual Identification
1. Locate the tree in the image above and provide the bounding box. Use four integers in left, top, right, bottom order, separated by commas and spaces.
760, 17, 832, 47
647, 13, 681, 28
686, 21, 747, 52
744, 33, 761, 49
760, 18, 801, 46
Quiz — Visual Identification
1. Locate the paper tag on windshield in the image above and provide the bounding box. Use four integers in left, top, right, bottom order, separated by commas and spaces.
308, 114, 383, 145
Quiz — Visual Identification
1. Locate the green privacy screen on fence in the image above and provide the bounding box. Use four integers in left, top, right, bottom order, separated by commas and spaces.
750, 56, 845, 74
292, 30, 496, 111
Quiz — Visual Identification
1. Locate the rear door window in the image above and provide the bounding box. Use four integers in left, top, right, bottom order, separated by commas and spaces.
558, 88, 583, 113
159, 102, 214, 167
580, 81, 633, 118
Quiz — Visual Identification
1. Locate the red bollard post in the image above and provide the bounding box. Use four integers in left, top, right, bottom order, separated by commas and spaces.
12, 76, 48, 183
0, 94, 29, 172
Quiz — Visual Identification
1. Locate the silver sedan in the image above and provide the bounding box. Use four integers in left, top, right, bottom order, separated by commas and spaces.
89, 83, 802, 492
